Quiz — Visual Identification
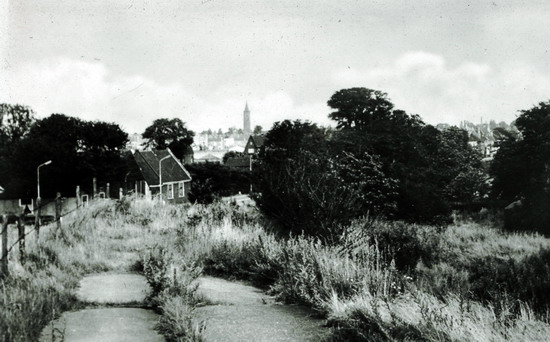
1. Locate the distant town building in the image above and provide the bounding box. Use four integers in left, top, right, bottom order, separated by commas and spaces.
127, 133, 145, 151
192, 102, 259, 155
243, 102, 251, 136
436, 118, 517, 159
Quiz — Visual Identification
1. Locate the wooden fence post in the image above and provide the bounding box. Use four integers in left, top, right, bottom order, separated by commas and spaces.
76, 185, 81, 207
119, 188, 123, 199
18, 213, 25, 263
106, 183, 110, 198
1, 214, 8, 278
55, 192, 62, 231
34, 197, 41, 239
93, 177, 97, 199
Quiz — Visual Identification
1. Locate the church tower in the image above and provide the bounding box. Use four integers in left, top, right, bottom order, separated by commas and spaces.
243, 102, 251, 136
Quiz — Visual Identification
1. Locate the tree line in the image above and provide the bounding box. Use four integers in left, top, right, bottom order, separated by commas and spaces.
252, 87, 550, 238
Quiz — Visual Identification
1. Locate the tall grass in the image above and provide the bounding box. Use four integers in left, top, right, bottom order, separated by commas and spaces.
1, 197, 182, 342
171, 201, 550, 341
3, 196, 550, 342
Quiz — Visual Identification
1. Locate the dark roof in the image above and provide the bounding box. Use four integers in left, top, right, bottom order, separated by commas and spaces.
133, 149, 191, 186
250, 134, 266, 147
225, 156, 250, 168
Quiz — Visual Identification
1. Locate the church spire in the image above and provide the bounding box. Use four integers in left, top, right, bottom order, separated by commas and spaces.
243, 101, 251, 135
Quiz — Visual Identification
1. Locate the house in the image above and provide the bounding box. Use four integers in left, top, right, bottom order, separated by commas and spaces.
129, 149, 192, 202
0, 185, 3, 195
244, 134, 265, 155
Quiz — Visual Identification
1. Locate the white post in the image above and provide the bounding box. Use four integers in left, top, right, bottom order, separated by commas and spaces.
159, 155, 170, 201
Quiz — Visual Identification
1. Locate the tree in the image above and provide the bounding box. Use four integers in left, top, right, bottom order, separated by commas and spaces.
253, 125, 262, 134
490, 101, 550, 232
142, 118, 194, 151
0, 104, 35, 148
222, 151, 245, 164
0, 104, 36, 197
8, 114, 128, 198
327, 88, 484, 223
186, 163, 251, 203
328, 88, 395, 129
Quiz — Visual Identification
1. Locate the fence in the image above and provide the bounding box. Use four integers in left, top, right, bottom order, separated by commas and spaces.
0, 180, 121, 279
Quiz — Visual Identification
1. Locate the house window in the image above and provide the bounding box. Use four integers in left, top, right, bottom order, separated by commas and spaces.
248, 147, 255, 154
167, 184, 174, 199
178, 181, 185, 197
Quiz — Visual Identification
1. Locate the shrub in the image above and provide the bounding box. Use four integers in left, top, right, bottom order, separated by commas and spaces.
142, 245, 173, 297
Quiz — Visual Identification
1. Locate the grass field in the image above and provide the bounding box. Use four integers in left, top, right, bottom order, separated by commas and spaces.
2, 197, 550, 342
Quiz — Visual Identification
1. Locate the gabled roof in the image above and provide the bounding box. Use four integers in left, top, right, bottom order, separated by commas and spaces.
249, 134, 266, 148
133, 149, 191, 186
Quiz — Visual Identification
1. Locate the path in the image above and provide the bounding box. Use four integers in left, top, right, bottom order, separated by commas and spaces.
40, 273, 164, 342
194, 276, 329, 342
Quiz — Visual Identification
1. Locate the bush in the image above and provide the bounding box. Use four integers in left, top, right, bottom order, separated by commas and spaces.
253, 150, 397, 241
468, 248, 550, 313
345, 218, 443, 271
142, 245, 173, 298
186, 163, 250, 203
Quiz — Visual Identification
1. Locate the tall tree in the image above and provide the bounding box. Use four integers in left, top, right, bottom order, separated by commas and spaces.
142, 118, 194, 149
0, 104, 35, 148
328, 88, 395, 129
491, 101, 550, 232
491, 101, 550, 202
327, 87, 484, 223
0, 104, 36, 197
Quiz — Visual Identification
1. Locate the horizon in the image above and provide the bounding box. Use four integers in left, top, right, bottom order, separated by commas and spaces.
2, 1, 549, 134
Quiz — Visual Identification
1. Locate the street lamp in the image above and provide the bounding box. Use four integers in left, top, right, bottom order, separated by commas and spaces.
158, 155, 170, 200
37, 160, 52, 200
35, 160, 52, 237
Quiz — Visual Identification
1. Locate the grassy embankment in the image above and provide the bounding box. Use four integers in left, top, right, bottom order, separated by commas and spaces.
3, 197, 550, 342
175, 202, 550, 342
0, 198, 202, 342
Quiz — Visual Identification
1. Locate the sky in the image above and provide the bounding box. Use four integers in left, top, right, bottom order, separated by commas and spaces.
1, 0, 549, 134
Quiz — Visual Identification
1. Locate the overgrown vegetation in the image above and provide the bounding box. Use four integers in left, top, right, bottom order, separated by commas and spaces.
176, 201, 550, 342
253, 89, 490, 241
0, 198, 193, 341
186, 163, 251, 203
2, 195, 550, 342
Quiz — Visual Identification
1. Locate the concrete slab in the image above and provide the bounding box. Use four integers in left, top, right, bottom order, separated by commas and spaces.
77, 273, 150, 304
195, 277, 329, 342
197, 276, 273, 305
40, 308, 164, 342
194, 304, 328, 342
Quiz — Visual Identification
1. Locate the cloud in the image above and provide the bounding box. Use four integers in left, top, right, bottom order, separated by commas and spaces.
5, 52, 549, 136
3, 58, 329, 133
333, 51, 550, 125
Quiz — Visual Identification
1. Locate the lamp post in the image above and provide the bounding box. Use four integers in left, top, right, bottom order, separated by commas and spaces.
37, 160, 52, 200
35, 160, 52, 237
158, 155, 170, 201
